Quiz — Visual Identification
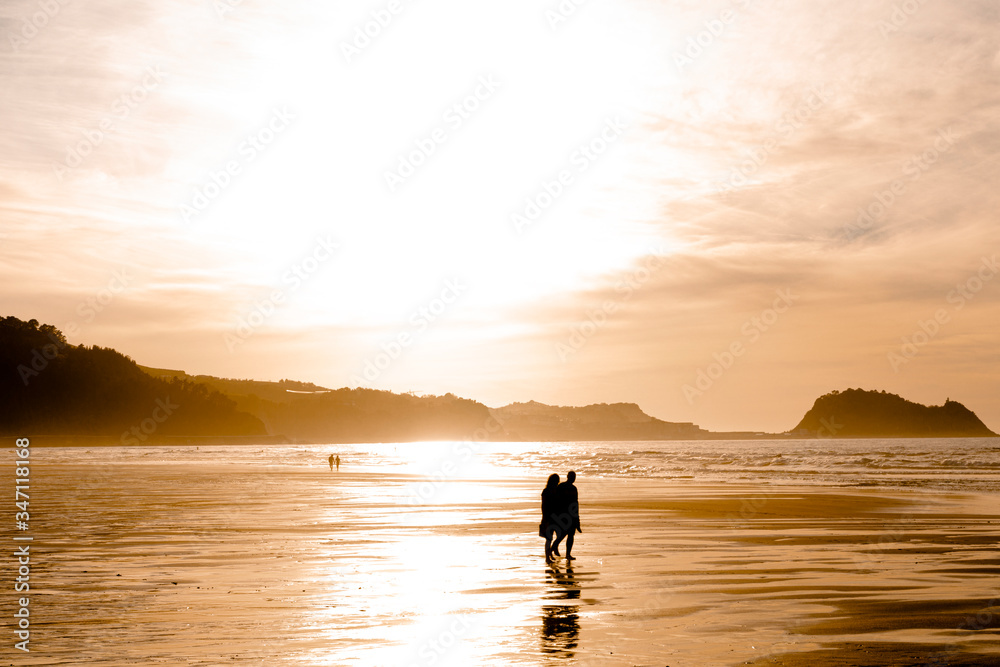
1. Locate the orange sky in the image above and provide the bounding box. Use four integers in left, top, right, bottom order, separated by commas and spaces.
2, 0, 998, 432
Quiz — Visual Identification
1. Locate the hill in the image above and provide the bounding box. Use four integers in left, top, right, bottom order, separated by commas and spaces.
791, 389, 997, 438
0, 316, 266, 440
140, 366, 507, 443
4, 318, 499, 444
138, 373, 712, 442
139, 366, 333, 404
491, 400, 707, 441
5, 316, 995, 443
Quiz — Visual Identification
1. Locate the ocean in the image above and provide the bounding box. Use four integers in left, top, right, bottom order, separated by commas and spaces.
39, 437, 1000, 492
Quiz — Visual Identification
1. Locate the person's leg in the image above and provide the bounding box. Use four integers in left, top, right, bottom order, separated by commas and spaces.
545, 526, 556, 562
564, 531, 575, 560
551, 526, 565, 557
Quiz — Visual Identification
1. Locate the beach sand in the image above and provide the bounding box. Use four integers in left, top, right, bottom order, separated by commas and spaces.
7, 459, 1000, 665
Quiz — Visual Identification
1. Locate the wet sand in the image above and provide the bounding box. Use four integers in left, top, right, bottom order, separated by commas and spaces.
7, 461, 1000, 665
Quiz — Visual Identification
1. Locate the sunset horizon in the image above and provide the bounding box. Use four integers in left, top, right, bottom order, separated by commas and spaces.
8, 310, 999, 437
3, 1, 1000, 663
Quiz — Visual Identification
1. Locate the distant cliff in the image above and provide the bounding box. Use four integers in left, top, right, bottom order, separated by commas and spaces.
792, 389, 997, 438
236, 387, 502, 443
138, 372, 709, 442
491, 400, 707, 441
141, 367, 506, 443
0, 316, 266, 439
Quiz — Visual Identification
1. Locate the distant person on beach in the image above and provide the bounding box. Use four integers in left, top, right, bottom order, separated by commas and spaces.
329, 454, 334, 471
541, 473, 560, 562
335, 455, 340, 471
552, 471, 581, 560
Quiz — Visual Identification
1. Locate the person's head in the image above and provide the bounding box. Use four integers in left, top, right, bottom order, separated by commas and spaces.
547, 473, 560, 488
566, 470, 576, 483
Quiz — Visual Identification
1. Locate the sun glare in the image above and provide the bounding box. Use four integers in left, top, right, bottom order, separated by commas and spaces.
173, 0, 666, 335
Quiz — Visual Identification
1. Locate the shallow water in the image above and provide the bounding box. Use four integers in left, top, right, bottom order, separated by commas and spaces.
7, 439, 1000, 665
38, 437, 1000, 492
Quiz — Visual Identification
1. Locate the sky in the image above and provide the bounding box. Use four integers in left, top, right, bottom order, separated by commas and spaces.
2, 0, 998, 433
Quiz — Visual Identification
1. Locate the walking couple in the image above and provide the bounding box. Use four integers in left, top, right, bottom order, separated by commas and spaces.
540, 471, 581, 563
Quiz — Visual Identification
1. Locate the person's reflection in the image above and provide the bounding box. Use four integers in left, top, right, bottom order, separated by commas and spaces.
541, 563, 580, 657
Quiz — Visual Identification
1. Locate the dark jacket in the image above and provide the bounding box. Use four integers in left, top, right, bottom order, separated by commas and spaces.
555, 480, 580, 533
541, 487, 559, 529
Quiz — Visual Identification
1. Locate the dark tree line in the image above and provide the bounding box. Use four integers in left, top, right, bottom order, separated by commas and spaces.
0, 316, 265, 438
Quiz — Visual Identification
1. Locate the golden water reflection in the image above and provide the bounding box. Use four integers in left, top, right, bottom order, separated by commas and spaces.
541, 563, 581, 658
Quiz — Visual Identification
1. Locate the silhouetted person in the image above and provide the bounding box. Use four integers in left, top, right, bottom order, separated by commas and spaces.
329, 454, 334, 471
541, 473, 560, 562
552, 471, 581, 560
335, 455, 340, 471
